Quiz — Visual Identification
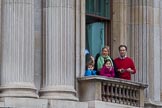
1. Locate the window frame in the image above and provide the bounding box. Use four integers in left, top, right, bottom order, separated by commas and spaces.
85, 0, 112, 54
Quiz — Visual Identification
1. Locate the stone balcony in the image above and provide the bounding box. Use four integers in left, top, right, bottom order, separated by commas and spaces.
78, 76, 148, 108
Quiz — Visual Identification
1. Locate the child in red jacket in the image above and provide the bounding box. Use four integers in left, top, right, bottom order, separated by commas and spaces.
100, 59, 115, 78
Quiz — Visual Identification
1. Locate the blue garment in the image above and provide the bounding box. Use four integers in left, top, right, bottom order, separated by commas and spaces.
84, 69, 96, 76
85, 49, 90, 55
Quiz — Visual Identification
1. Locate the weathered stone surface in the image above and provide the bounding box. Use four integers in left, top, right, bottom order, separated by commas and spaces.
0, 0, 38, 98
40, 0, 77, 100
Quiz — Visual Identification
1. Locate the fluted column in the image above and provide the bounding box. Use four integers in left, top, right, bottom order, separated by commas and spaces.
129, 0, 149, 83
128, 1, 150, 101
129, 0, 162, 104
160, 0, 162, 101
112, 0, 129, 57
40, 0, 77, 100
150, 0, 161, 102
0, 0, 38, 98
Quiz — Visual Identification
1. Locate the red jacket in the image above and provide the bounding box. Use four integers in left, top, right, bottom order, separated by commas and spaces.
114, 57, 136, 80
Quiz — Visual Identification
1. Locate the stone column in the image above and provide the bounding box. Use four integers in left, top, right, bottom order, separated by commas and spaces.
112, 0, 129, 57
128, 0, 151, 102
40, 0, 77, 100
0, 0, 38, 98
150, 0, 161, 102
129, 0, 162, 105
128, 0, 149, 83
160, 0, 162, 101
76, 0, 85, 77
80, 0, 86, 76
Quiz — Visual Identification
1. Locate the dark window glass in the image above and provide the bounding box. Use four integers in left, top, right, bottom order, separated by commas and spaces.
86, 0, 110, 19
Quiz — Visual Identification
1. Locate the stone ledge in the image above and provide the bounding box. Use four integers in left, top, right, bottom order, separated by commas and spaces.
3, 98, 48, 108
0, 98, 88, 108
88, 100, 139, 108
49, 100, 88, 108
78, 75, 148, 88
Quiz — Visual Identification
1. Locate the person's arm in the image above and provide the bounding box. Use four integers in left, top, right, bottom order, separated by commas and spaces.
118, 68, 126, 73
100, 67, 113, 77
84, 70, 92, 76
100, 66, 106, 76
97, 56, 104, 71
126, 58, 136, 74
92, 70, 97, 75
90, 56, 95, 65
105, 72, 113, 77
105, 67, 115, 77
112, 58, 119, 78
110, 67, 115, 77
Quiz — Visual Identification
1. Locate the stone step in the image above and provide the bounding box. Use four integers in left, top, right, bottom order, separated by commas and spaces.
0, 102, 12, 108
0, 102, 4, 107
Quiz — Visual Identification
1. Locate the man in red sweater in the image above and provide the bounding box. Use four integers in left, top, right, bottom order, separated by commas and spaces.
114, 45, 136, 80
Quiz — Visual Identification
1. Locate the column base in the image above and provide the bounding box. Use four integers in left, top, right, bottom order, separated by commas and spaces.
0, 83, 38, 98
0, 98, 87, 108
145, 99, 162, 107
49, 100, 88, 108
40, 86, 78, 101
1, 97, 48, 108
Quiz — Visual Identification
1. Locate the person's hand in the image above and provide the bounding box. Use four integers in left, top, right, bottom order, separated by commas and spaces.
126, 68, 133, 73
90, 56, 95, 64
109, 67, 113, 71
118, 69, 125, 73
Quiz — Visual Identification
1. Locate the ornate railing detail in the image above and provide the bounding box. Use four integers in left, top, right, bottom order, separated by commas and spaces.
101, 82, 140, 106
78, 76, 147, 107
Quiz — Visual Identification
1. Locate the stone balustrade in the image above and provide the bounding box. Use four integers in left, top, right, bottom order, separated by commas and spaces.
78, 76, 148, 107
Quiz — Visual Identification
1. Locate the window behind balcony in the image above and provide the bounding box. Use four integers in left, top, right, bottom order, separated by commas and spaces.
86, 0, 110, 19
86, 0, 111, 58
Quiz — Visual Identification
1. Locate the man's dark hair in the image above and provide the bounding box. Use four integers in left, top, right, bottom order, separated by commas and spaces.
118, 45, 127, 51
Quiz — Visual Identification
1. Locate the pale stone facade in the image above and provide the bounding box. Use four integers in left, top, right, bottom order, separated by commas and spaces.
0, 0, 161, 108
112, 0, 162, 107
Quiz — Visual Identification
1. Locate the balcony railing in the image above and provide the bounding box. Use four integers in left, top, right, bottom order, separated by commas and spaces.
78, 76, 148, 107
